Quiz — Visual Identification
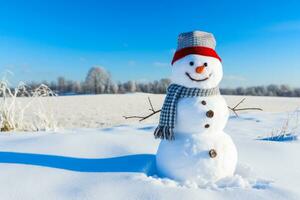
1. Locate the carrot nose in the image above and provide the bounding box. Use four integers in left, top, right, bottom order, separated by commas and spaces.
195, 66, 205, 74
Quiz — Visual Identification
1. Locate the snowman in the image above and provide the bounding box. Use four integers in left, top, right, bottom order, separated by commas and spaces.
154, 31, 238, 185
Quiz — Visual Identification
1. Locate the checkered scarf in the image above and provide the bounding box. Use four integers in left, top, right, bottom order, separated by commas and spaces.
154, 84, 220, 140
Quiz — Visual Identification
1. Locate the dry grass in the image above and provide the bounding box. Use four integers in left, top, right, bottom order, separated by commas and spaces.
258, 110, 299, 141
0, 76, 57, 132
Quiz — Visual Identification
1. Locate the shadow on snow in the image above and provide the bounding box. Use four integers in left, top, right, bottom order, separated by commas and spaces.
0, 152, 157, 176
258, 133, 298, 142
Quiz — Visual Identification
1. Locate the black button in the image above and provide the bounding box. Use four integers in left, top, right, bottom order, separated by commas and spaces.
201, 100, 207, 105
209, 149, 217, 158
206, 110, 214, 118
204, 124, 210, 128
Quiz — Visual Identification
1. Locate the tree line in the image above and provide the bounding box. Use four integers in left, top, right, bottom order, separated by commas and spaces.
27, 67, 300, 97
28, 67, 171, 95
221, 85, 300, 97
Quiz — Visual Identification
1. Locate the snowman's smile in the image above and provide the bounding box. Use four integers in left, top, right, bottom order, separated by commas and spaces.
185, 72, 212, 82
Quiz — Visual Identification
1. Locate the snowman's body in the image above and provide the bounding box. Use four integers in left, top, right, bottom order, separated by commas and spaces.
156, 95, 237, 184
155, 31, 238, 184
175, 95, 228, 134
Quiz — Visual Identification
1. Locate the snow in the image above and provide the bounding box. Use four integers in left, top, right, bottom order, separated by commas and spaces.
0, 104, 299, 199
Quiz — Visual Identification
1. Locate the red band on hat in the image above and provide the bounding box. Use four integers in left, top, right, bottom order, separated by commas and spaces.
171, 46, 221, 65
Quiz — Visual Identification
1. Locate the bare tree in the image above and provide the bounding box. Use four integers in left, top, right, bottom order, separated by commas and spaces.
117, 82, 126, 93
124, 81, 137, 93
110, 82, 119, 94
57, 77, 66, 94
158, 78, 171, 93
85, 66, 111, 94
72, 81, 82, 94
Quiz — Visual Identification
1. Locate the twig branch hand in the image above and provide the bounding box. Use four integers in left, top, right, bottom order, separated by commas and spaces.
123, 97, 262, 122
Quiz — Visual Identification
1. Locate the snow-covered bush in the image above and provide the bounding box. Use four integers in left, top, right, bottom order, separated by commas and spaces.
258, 110, 299, 142
0, 76, 57, 132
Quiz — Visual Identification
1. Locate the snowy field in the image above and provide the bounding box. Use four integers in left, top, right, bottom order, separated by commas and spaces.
0, 94, 300, 200
19, 93, 300, 129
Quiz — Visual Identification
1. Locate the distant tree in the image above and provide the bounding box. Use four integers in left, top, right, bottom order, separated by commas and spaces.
49, 81, 57, 92
117, 82, 126, 94
123, 80, 137, 93
110, 82, 119, 94
65, 80, 74, 93
152, 80, 159, 93
136, 82, 150, 93
85, 66, 111, 94
236, 87, 245, 95
57, 77, 66, 94
72, 81, 82, 94
256, 86, 267, 96
105, 79, 116, 93
279, 84, 293, 97
267, 84, 280, 96
81, 82, 89, 94
294, 88, 300, 97
157, 78, 171, 93
221, 88, 235, 95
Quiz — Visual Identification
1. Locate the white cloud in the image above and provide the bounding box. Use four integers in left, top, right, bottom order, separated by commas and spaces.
153, 62, 169, 67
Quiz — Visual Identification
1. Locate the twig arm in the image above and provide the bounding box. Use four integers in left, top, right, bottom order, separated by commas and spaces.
148, 97, 155, 112
123, 97, 162, 122
123, 97, 263, 121
138, 109, 161, 122
234, 108, 263, 111
233, 98, 245, 109
227, 98, 263, 116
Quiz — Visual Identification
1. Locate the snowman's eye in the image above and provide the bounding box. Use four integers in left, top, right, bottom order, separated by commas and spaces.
204, 62, 208, 67
189, 61, 194, 66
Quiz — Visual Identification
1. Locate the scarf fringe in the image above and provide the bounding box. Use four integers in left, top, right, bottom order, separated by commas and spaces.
154, 126, 175, 140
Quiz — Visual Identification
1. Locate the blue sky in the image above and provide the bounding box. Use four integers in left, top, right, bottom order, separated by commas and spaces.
0, 0, 299, 87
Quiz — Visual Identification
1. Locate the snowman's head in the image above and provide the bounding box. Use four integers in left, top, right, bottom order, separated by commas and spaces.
171, 54, 223, 89
170, 31, 222, 89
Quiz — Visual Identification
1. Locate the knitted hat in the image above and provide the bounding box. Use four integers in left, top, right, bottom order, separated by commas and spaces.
172, 31, 221, 65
